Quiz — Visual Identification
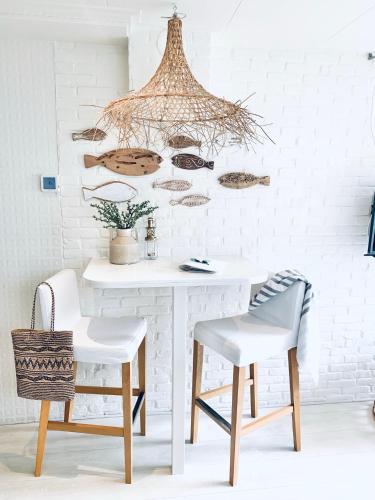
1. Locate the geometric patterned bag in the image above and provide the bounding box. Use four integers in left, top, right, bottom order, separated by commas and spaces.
11, 282, 75, 401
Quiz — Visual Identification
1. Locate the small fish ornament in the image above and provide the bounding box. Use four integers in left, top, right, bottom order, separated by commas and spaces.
218, 172, 270, 189
72, 128, 107, 141
84, 148, 163, 176
167, 135, 202, 149
171, 154, 214, 171
170, 195, 210, 207
153, 179, 192, 192
82, 181, 137, 203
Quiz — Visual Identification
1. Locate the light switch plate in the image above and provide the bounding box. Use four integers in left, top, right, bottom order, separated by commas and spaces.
40, 176, 58, 192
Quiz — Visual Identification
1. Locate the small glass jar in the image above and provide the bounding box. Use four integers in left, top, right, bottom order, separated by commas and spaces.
144, 217, 158, 260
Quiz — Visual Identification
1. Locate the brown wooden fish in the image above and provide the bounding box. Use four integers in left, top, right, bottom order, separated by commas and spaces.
218, 172, 270, 189
167, 135, 202, 149
171, 154, 214, 171
72, 128, 107, 141
84, 149, 163, 176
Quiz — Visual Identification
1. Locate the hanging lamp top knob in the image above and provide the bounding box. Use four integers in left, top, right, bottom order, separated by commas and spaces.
162, 3, 186, 20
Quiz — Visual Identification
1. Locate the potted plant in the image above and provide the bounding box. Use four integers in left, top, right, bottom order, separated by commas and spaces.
91, 200, 158, 264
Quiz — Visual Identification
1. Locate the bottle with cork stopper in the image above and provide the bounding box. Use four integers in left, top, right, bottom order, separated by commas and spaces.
145, 216, 158, 260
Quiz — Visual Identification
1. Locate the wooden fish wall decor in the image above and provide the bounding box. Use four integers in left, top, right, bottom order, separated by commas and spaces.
72, 128, 107, 141
82, 181, 137, 203
153, 179, 192, 191
84, 148, 163, 176
218, 172, 270, 189
170, 195, 210, 207
171, 154, 214, 171
167, 135, 202, 149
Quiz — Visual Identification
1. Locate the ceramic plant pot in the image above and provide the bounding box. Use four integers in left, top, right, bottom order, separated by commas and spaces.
109, 228, 140, 265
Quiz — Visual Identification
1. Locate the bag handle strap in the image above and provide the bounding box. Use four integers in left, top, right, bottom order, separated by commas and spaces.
31, 282, 55, 331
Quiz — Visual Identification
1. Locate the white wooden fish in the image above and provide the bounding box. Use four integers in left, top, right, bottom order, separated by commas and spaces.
82, 181, 137, 203
170, 195, 210, 207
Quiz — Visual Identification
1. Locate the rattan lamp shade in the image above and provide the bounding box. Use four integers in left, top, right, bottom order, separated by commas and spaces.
101, 14, 269, 153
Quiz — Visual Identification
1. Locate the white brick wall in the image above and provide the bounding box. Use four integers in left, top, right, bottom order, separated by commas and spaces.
1, 22, 375, 424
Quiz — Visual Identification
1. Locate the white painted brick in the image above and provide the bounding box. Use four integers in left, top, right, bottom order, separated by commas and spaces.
56, 86, 77, 98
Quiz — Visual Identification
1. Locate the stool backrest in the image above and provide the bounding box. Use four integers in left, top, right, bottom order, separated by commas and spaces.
250, 280, 306, 335
38, 269, 82, 331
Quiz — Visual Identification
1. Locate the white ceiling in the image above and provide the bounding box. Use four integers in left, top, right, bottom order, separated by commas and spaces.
0, 0, 374, 50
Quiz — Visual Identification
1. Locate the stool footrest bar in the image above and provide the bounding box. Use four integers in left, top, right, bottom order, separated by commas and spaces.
199, 378, 253, 401
75, 385, 141, 396
47, 421, 124, 437
241, 405, 293, 436
195, 398, 231, 434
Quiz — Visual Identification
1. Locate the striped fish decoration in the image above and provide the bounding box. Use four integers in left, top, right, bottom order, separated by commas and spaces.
249, 269, 318, 383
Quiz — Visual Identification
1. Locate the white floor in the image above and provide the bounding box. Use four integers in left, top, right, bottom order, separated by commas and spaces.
0, 402, 374, 500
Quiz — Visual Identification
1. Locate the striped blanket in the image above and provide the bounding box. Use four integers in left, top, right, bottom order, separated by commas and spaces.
249, 269, 319, 383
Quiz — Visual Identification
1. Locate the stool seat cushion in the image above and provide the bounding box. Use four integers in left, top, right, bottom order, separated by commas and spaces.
194, 313, 298, 367
73, 316, 147, 364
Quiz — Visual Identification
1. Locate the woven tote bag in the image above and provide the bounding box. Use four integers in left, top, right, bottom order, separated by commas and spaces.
11, 282, 75, 401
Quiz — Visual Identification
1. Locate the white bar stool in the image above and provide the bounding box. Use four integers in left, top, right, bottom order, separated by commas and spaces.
35, 269, 147, 484
190, 280, 306, 486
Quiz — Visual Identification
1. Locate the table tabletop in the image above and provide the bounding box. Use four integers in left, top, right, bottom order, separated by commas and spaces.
83, 257, 268, 289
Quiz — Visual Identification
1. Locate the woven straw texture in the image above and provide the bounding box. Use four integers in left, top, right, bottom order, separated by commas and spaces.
11, 330, 74, 401
11, 282, 74, 402
101, 16, 269, 154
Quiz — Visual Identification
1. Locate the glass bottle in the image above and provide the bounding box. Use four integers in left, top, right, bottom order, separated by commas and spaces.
144, 217, 158, 260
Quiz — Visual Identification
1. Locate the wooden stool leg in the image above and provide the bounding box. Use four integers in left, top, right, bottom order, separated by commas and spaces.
122, 362, 133, 484
288, 347, 301, 451
249, 362, 258, 418
138, 338, 146, 436
229, 366, 246, 486
34, 400, 51, 477
64, 361, 77, 423
190, 340, 204, 444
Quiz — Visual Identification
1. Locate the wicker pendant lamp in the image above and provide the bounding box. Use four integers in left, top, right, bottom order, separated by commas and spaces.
101, 9, 270, 154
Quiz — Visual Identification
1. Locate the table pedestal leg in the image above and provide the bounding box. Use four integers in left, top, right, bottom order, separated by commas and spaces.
171, 286, 187, 474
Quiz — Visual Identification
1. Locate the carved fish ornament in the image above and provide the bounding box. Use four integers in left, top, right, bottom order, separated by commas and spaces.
84, 148, 163, 176
152, 179, 192, 191
167, 135, 202, 149
82, 181, 137, 202
218, 172, 270, 189
170, 195, 210, 207
72, 128, 107, 141
171, 154, 214, 171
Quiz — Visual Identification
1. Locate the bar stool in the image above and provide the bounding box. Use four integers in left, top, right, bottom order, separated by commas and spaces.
35, 269, 147, 484
190, 280, 306, 486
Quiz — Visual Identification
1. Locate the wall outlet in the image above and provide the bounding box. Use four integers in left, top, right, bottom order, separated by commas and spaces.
40, 175, 58, 192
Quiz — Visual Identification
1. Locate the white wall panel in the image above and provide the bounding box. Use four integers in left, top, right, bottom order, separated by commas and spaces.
0, 41, 62, 424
